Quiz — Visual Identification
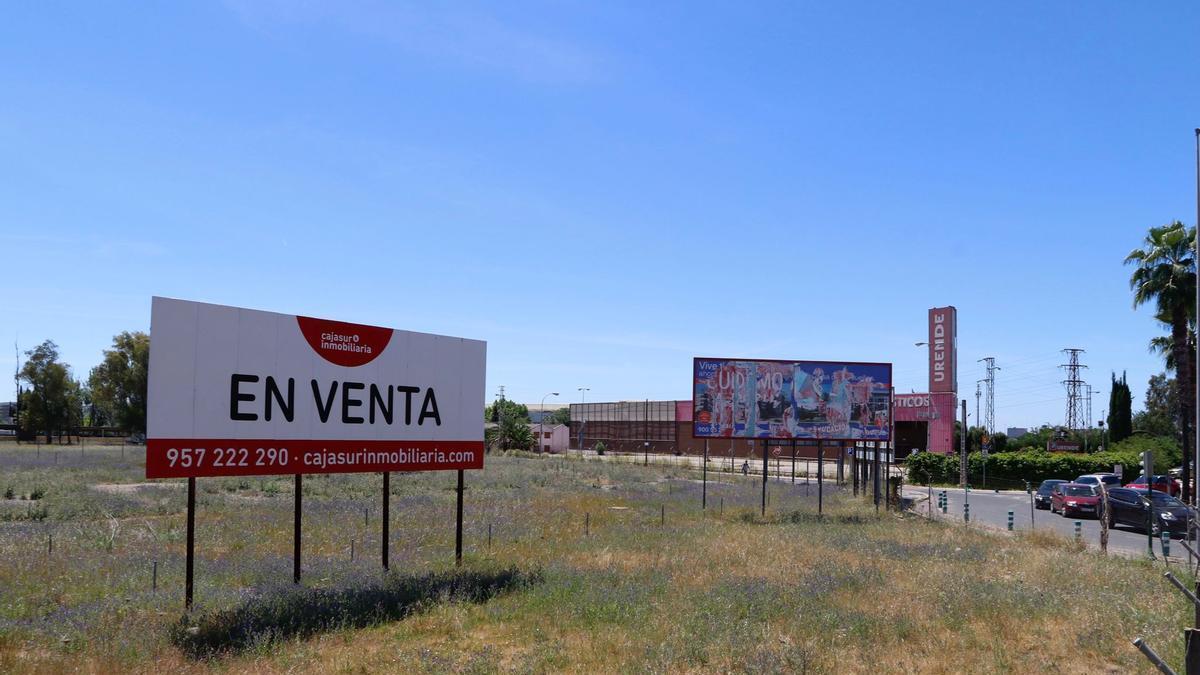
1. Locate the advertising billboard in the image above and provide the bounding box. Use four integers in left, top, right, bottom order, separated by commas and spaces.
928, 306, 957, 394
146, 297, 486, 479
692, 358, 892, 441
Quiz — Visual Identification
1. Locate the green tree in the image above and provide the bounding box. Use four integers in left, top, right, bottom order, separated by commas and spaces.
18, 341, 82, 443
1127, 221, 1196, 498
1107, 372, 1133, 443
87, 331, 150, 432
485, 416, 534, 452
485, 399, 530, 424
547, 407, 571, 426
1134, 373, 1179, 438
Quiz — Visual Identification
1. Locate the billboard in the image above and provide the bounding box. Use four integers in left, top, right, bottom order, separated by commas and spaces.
692, 358, 892, 441
146, 297, 486, 478
928, 306, 957, 394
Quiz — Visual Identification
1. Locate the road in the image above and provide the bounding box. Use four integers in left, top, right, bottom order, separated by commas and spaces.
903, 485, 1197, 561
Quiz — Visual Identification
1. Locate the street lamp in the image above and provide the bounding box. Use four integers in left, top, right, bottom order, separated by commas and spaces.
577, 387, 590, 454
914, 341, 960, 479
539, 392, 559, 453
912, 343, 935, 455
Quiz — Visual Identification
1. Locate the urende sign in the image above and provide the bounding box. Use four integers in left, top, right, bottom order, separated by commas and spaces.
928, 306, 957, 394
146, 297, 486, 479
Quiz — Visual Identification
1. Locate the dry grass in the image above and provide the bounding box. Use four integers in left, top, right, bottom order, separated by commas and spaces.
0, 443, 1190, 673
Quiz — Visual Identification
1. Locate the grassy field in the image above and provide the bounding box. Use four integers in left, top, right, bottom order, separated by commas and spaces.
0, 440, 1192, 673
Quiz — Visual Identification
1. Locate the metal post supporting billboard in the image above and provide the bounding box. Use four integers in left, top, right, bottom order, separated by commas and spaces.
382, 472, 390, 570
760, 441, 767, 517
817, 440, 824, 516
863, 447, 870, 499
185, 477, 195, 609
888, 386, 896, 511
791, 440, 796, 484
851, 445, 858, 496
456, 470, 464, 565
294, 474, 302, 584
884, 442, 890, 512
873, 441, 880, 514
702, 439, 708, 510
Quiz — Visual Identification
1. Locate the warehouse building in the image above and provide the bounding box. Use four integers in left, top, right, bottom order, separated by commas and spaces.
568, 400, 861, 460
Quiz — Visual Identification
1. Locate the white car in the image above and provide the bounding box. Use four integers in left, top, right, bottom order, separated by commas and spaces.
1074, 473, 1122, 491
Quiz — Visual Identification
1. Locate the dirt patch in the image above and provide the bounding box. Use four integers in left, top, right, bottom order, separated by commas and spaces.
91, 483, 182, 495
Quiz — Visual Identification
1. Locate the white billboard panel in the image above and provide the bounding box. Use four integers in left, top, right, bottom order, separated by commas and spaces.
147, 297, 486, 478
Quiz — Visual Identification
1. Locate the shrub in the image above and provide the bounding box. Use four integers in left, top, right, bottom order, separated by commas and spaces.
905, 452, 958, 485
170, 566, 541, 658
594, 441, 607, 456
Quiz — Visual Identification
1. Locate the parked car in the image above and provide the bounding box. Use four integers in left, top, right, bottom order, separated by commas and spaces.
1125, 474, 1182, 497
1074, 473, 1122, 491
1106, 487, 1195, 537
1051, 483, 1100, 518
1034, 479, 1068, 510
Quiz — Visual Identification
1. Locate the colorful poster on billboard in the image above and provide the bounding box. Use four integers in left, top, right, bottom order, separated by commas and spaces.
146, 297, 486, 479
692, 358, 892, 441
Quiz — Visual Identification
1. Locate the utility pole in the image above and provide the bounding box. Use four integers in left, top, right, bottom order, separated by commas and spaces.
960, 399, 968, 487
1193, 127, 1199, 509
1083, 384, 1094, 452
11, 339, 19, 437
1059, 349, 1087, 431
495, 386, 506, 450
975, 381, 981, 431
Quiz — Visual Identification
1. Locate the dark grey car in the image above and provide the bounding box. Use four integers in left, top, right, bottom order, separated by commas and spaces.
1034, 479, 1068, 510
1107, 487, 1195, 537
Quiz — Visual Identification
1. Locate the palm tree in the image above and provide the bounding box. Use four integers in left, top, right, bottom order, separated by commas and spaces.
1148, 316, 1195, 373
1127, 220, 1196, 502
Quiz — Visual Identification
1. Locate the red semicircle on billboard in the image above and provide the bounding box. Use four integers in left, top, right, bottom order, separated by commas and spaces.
296, 316, 393, 367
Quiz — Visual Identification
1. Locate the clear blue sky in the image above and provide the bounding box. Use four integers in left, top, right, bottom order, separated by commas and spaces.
3, 2, 1198, 431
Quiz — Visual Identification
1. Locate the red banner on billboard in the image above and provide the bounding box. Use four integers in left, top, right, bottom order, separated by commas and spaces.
928, 307, 957, 394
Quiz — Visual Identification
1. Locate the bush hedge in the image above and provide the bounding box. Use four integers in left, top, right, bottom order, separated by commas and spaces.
905, 435, 1181, 488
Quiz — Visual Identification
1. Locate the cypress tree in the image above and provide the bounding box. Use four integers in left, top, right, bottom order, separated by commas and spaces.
1108, 371, 1133, 443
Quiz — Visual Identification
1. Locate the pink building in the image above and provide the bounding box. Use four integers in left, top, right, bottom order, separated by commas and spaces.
530, 423, 570, 453
892, 393, 957, 456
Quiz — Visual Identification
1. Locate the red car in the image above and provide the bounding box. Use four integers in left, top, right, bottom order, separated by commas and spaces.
1125, 474, 1181, 497
1050, 483, 1100, 518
